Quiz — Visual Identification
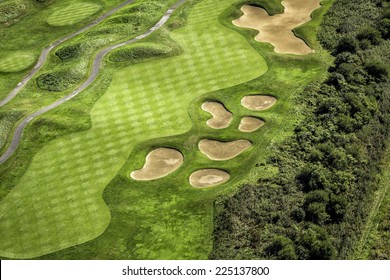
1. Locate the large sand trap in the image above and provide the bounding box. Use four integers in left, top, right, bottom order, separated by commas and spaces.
239, 117, 265, 132
199, 139, 252, 161
130, 148, 183, 180
241, 95, 277, 111
201, 101, 233, 129
189, 169, 230, 188
232, 0, 321, 55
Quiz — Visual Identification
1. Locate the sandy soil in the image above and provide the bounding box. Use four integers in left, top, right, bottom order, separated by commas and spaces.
201, 101, 233, 129
130, 148, 183, 180
239, 117, 265, 132
189, 169, 230, 188
199, 139, 252, 161
241, 95, 277, 111
232, 0, 321, 55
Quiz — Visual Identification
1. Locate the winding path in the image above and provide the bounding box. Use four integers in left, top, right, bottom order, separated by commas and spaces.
0, 0, 187, 164
0, 0, 137, 107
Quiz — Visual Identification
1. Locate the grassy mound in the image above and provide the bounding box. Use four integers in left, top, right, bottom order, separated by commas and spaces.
36, 70, 82, 91
109, 43, 174, 63
47, 2, 101, 26
0, 52, 35, 72
55, 44, 83, 62
0, 0, 26, 24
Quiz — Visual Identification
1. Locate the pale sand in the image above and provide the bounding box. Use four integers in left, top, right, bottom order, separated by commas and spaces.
198, 139, 252, 161
239, 116, 265, 132
232, 0, 321, 55
189, 169, 230, 188
130, 148, 183, 180
241, 95, 277, 111
201, 101, 233, 129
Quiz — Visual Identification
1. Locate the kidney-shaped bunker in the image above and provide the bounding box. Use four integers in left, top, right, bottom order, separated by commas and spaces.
131, 148, 183, 180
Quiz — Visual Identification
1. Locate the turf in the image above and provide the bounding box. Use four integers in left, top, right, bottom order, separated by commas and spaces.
47, 2, 101, 26
0, 0, 267, 258
0, 0, 333, 259
0, 52, 35, 73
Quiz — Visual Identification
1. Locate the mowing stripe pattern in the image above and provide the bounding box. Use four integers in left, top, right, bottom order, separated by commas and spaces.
0, 0, 267, 258
47, 2, 101, 26
0, 53, 35, 73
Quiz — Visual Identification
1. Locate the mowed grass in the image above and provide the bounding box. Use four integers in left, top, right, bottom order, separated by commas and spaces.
47, 2, 101, 26
0, 0, 267, 258
0, 52, 35, 73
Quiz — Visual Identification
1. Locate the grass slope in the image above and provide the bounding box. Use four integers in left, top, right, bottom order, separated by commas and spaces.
47, 2, 101, 26
0, 52, 36, 72
0, 0, 267, 258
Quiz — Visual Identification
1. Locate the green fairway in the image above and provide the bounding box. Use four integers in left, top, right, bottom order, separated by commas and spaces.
47, 2, 101, 26
0, 52, 35, 73
0, 0, 268, 258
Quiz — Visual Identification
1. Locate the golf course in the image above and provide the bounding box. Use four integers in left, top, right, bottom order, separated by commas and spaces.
0, 0, 389, 260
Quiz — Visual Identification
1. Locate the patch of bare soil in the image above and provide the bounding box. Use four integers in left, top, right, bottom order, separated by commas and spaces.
199, 139, 252, 161
189, 169, 230, 188
232, 0, 321, 55
130, 148, 183, 180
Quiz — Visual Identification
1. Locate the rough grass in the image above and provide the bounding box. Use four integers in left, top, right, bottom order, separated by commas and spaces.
0, 0, 26, 24
0, 0, 332, 259
108, 43, 174, 63
0, 52, 35, 72
47, 2, 101, 26
0, 0, 127, 100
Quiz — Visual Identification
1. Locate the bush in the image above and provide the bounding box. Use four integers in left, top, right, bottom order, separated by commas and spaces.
36, 70, 82, 91
55, 44, 82, 61
109, 44, 172, 63
364, 61, 389, 80
357, 27, 382, 45
266, 236, 298, 260
334, 36, 359, 55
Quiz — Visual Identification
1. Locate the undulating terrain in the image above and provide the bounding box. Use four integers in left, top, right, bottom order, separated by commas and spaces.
0, 0, 388, 260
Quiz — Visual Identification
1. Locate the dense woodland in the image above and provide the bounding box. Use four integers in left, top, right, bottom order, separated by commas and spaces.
211, 0, 390, 259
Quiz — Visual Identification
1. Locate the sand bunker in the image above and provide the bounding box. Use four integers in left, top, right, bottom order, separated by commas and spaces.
199, 139, 252, 161
189, 169, 230, 188
130, 148, 183, 180
201, 101, 233, 129
241, 95, 277, 111
232, 0, 321, 55
239, 117, 265, 132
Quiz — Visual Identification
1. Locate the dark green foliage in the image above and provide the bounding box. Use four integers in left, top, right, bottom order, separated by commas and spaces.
36, 70, 82, 91
296, 225, 336, 260
334, 36, 358, 55
265, 236, 297, 260
109, 44, 172, 63
211, 0, 390, 260
55, 44, 82, 61
364, 61, 389, 80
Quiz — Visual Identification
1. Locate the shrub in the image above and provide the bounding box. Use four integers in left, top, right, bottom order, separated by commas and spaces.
334, 36, 358, 55
36, 70, 82, 91
109, 44, 172, 63
55, 44, 82, 61
266, 236, 298, 260
364, 61, 389, 80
